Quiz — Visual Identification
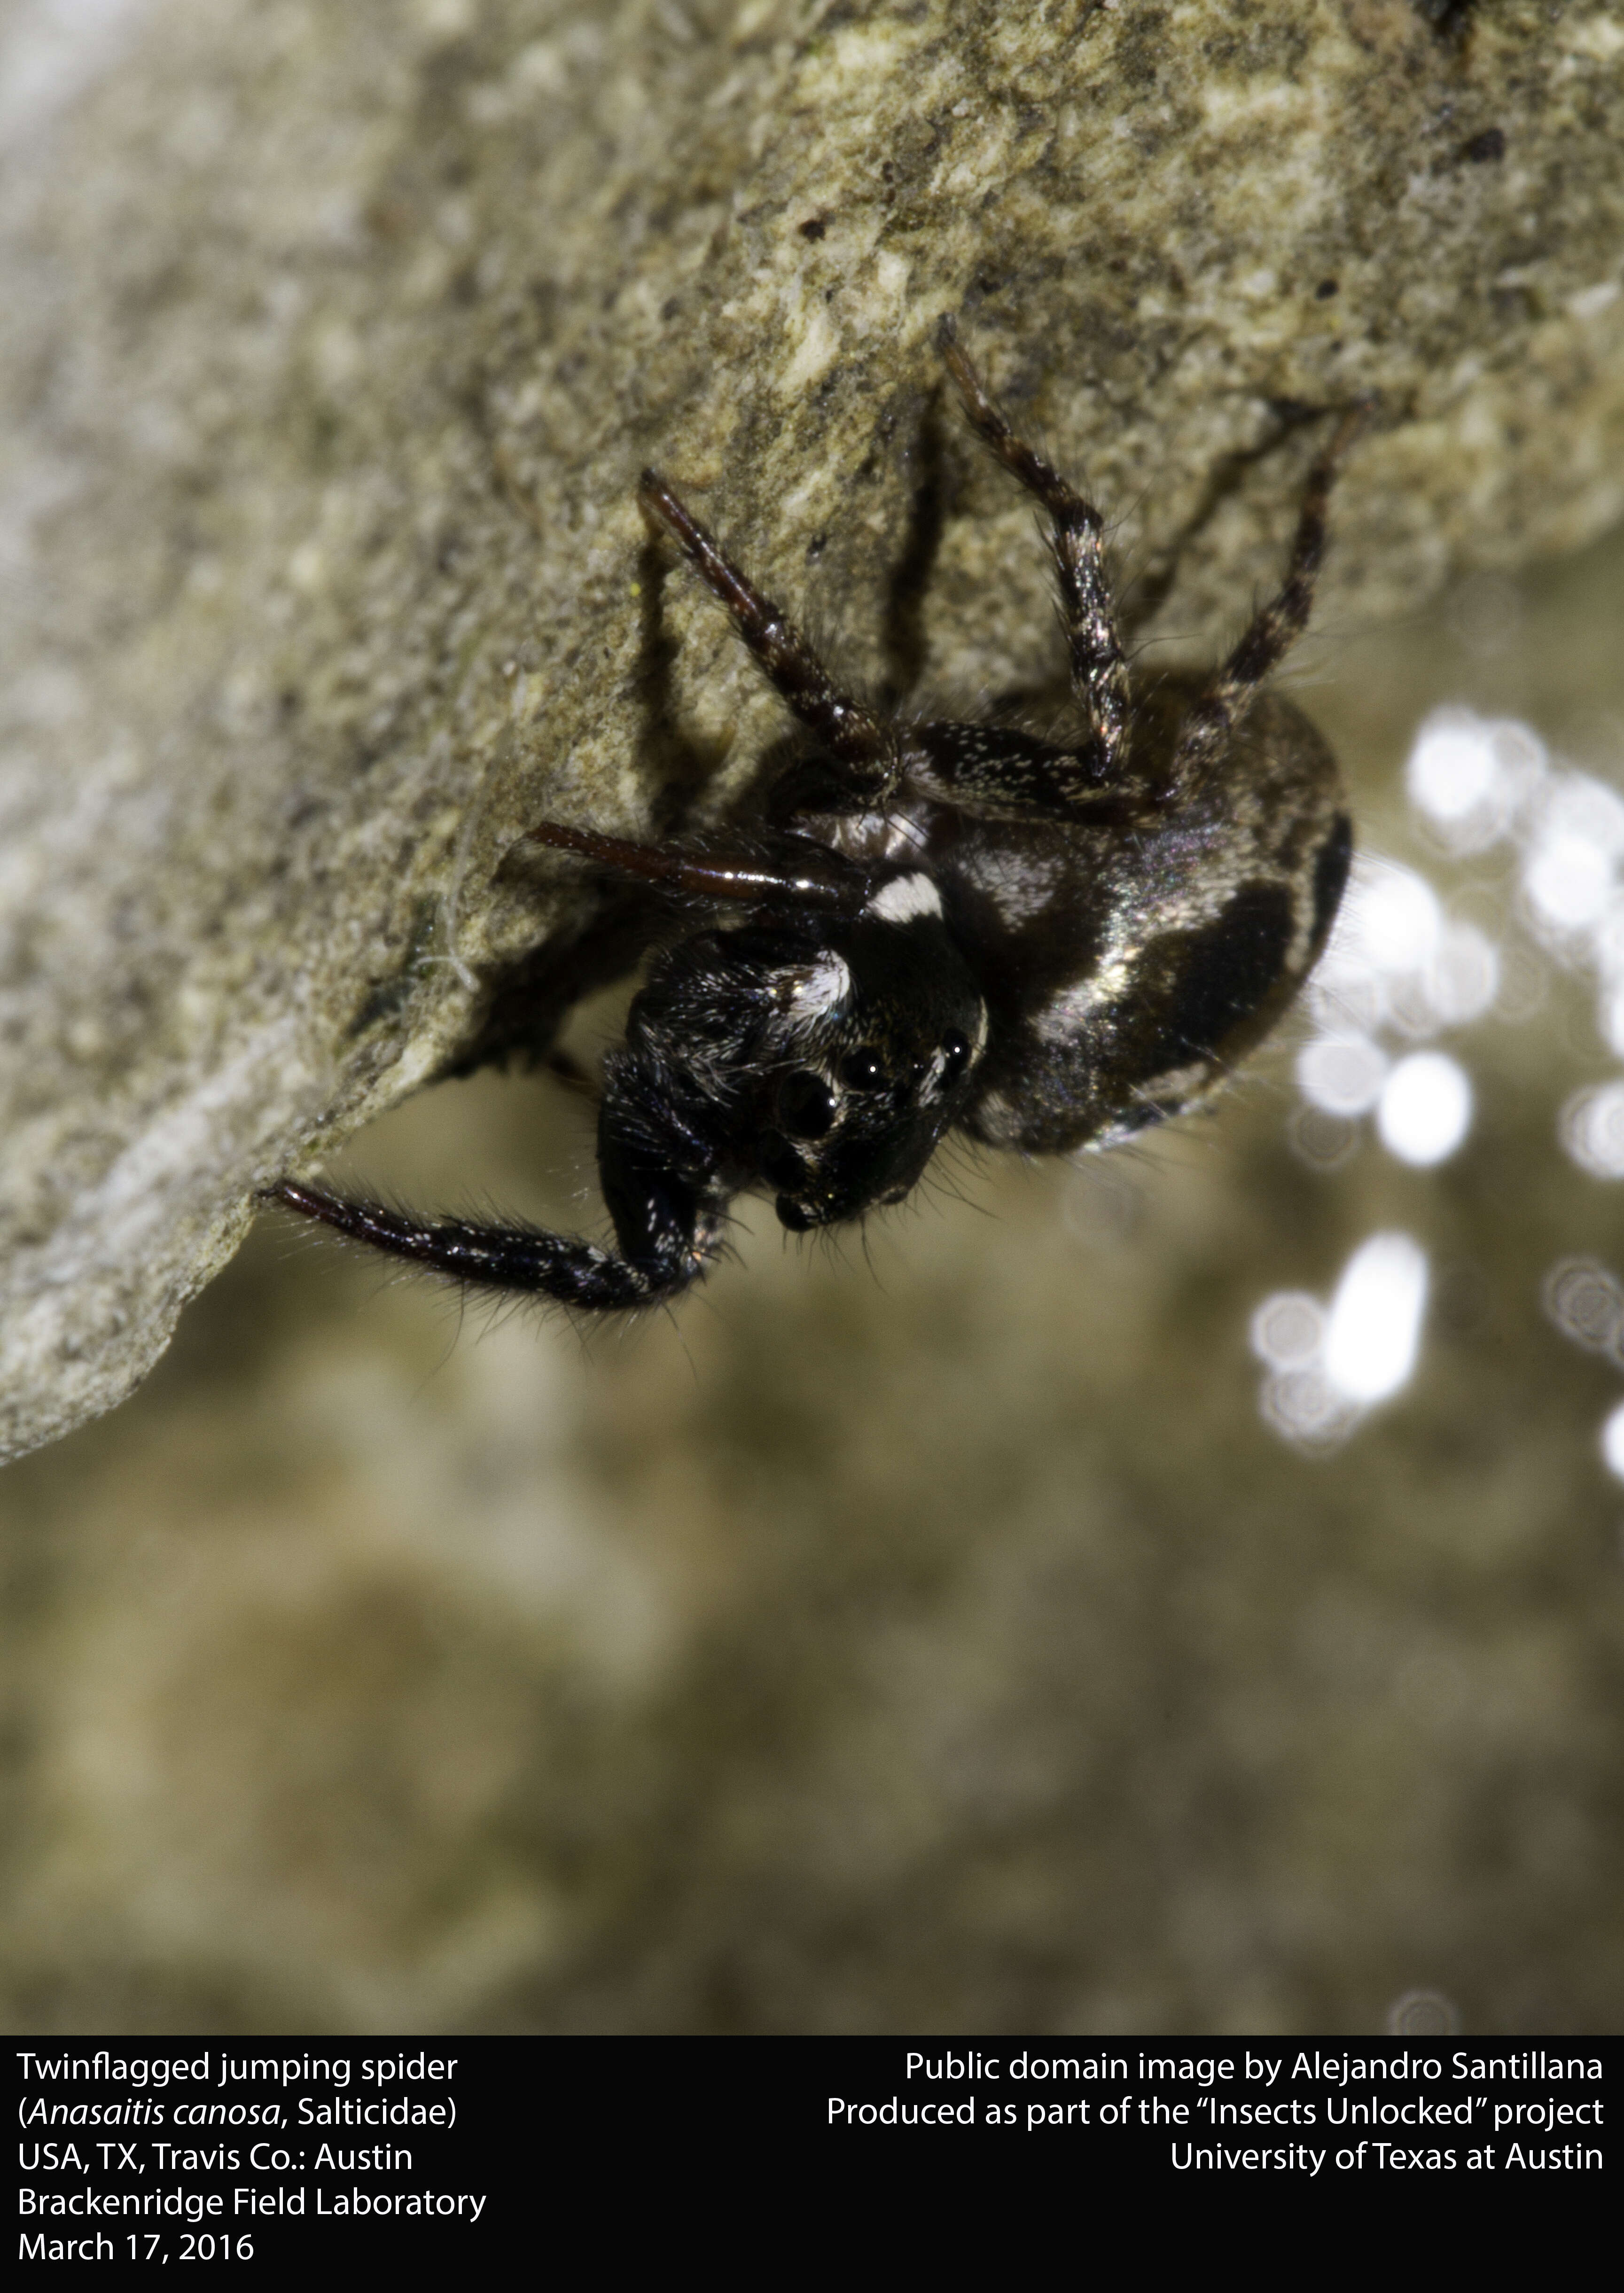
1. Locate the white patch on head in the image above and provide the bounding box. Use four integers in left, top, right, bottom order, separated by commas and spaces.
787, 955, 852, 1018
866, 872, 941, 924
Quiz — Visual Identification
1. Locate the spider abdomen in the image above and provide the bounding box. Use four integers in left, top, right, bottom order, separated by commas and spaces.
950, 680, 1351, 1155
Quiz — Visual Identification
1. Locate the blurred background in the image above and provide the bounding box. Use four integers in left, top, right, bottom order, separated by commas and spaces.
5, 521, 1624, 2036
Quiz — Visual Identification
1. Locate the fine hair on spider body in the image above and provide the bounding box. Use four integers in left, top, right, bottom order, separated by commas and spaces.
268, 320, 1369, 1310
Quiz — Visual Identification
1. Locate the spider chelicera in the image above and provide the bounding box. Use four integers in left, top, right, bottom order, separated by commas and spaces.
268, 321, 1365, 1309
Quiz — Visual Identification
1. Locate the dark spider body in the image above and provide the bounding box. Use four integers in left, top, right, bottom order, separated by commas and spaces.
272, 325, 1364, 1309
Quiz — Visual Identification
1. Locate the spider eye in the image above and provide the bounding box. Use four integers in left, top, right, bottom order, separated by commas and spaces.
777, 1069, 837, 1138
939, 1027, 971, 1090
838, 1046, 888, 1091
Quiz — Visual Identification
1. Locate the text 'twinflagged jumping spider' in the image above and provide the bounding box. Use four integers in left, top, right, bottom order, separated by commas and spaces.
271, 324, 1366, 1309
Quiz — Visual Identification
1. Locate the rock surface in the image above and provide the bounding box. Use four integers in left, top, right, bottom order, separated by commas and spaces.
4, 0, 1624, 1456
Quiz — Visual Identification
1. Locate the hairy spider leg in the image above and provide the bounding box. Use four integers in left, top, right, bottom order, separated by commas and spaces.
265, 1170, 722, 1310
638, 469, 902, 804
1171, 398, 1375, 785
526, 818, 864, 912
937, 316, 1129, 772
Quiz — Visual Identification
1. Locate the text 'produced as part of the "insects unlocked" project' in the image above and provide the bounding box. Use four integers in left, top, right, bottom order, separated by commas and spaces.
826, 2043, 1608, 2177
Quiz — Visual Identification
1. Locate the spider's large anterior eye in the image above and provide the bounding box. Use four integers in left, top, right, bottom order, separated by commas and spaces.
777, 1069, 837, 1137
938, 1027, 971, 1091
838, 1046, 887, 1091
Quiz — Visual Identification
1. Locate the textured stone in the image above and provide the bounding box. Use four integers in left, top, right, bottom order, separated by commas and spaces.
4, 0, 1623, 1456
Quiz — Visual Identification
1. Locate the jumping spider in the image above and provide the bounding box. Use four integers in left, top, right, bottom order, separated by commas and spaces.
270, 323, 1364, 1310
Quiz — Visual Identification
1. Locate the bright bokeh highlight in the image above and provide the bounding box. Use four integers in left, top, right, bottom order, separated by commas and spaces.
1407, 717, 1501, 824
1323, 1233, 1429, 1405
1376, 1053, 1473, 1167
1404, 710, 1543, 852
1601, 1402, 1624, 1482
1425, 922, 1499, 1026
1249, 1292, 1325, 1369
1340, 862, 1443, 974
1296, 1033, 1388, 1117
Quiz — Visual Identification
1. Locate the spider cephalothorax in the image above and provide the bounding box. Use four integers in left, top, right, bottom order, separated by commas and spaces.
270, 322, 1365, 1308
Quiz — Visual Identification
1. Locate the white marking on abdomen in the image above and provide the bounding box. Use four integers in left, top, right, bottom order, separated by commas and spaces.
962, 848, 1056, 926
867, 872, 941, 923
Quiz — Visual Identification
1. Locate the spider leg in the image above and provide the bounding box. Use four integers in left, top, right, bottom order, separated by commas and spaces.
938, 316, 1128, 772
639, 469, 901, 804
527, 819, 869, 911
1171, 398, 1374, 785
265, 1177, 720, 1309
267, 1003, 747, 1310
